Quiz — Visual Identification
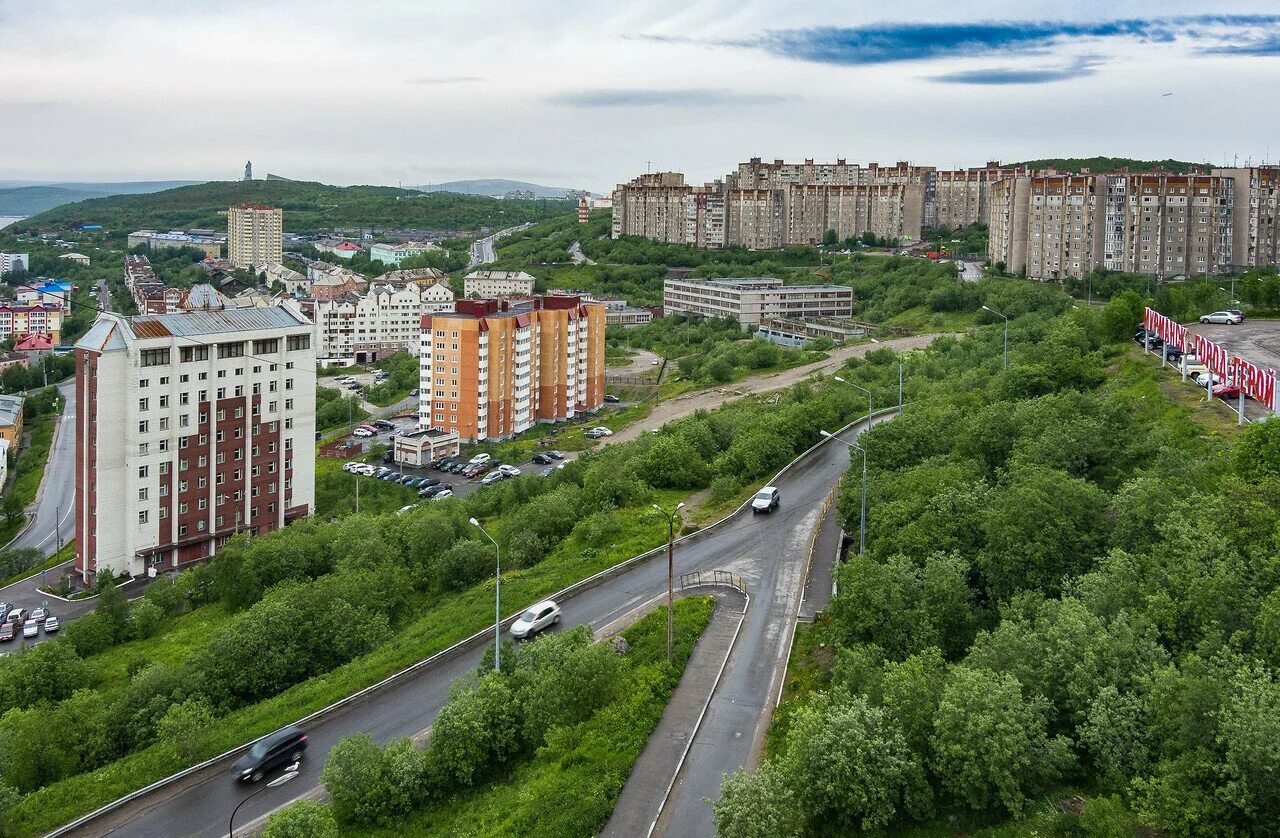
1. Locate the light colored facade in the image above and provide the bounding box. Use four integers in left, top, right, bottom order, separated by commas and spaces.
128, 230, 224, 260
418, 296, 606, 442
463, 270, 536, 298
0, 304, 63, 343
663, 277, 854, 327
0, 437, 9, 486
758, 316, 865, 347
393, 428, 460, 467
606, 307, 653, 327
263, 263, 308, 294
369, 241, 441, 266
74, 302, 316, 582
60, 252, 91, 266
1103, 174, 1234, 278
0, 253, 29, 276
227, 204, 283, 269
1214, 167, 1280, 269
307, 280, 453, 361
610, 172, 692, 243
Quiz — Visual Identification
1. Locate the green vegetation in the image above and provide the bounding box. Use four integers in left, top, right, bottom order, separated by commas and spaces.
828, 253, 982, 331
722, 288, 1280, 836
17, 180, 572, 237
281, 597, 714, 837
0, 543, 72, 589
315, 385, 369, 433
924, 223, 988, 258
1011, 156, 1211, 174
365, 352, 419, 407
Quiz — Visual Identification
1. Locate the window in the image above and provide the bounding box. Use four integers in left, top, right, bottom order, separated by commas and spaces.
138, 488, 148, 501
140, 349, 170, 367
287, 334, 310, 351
252, 465, 261, 477
284, 418, 293, 429
234, 427, 243, 439
159, 376, 169, 385
159, 395, 169, 408
269, 381, 277, 393
217, 370, 226, 379
198, 391, 207, 403
159, 417, 168, 431
198, 433, 207, 444
179, 480, 188, 492
235, 368, 243, 377
252, 383, 261, 395
216, 430, 225, 442
197, 498, 207, 510
160, 507, 168, 519
217, 341, 245, 359
267, 441, 277, 453
285, 399, 293, 411
234, 406, 244, 418
139, 510, 148, 524
181, 346, 209, 363
234, 387, 244, 399
179, 524, 188, 537
269, 400, 278, 412
139, 465, 149, 478
179, 502, 188, 514
139, 398, 149, 412
159, 462, 169, 476
285, 378, 294, 391
180, 414, 190, 428
253, 338, 280, 354
138, 420, 149, 434
159, 484, 168, 497
216, 388, 226, 400
180, 374, 189, 383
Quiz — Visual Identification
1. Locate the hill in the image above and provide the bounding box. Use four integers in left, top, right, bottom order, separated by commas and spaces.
0, 180, 204, 215
414, 178, 590, 198
1010, 156, 1214, 174
17, 179, 573, 234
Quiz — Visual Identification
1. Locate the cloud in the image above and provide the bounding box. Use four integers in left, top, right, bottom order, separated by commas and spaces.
927, 55, 1104, 85
685, 15, 1280, 67
407, 76, 486, 85
548, 88, 784, 108
1198, 34, 1280, 56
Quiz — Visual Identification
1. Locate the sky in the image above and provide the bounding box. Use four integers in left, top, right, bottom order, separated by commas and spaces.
2, 0, 1279, 192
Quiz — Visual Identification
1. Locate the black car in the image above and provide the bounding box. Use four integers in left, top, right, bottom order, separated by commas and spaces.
1161, 345, 1184, 362
532, 453, 551, 465
604, 394, 621, 403
234, 726, 307, 783
374, 419, 394, 430
545, 450, 565, 460
1132, 329, 1163, 349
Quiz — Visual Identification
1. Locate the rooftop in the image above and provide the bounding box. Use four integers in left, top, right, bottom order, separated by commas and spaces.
0, 394, 23, 427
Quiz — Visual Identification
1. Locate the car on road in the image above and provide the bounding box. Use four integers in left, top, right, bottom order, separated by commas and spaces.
545, 450, 565, 460
410, 389, 419, 397
752, 486, 781, 513
42, 616, 59, 633
481, 471, 506, 485
589, 427, 613, 437
0, 624, 13, 642
22, 620, 38, 639
651, 359, 660, 366
604, 394, 621, 403
30, 607, 48, 623
1200, 310, 1243, 325
497, 464, 521, 477
432, 489, 454, 500
531, 453, 552, 465
353, 427, 373, 438
511, 600, 561, 639
234, 726, 308, 783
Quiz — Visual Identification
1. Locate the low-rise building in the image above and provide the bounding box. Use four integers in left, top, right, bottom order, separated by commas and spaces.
0, 253, 29, 276
15, 280, 73, 311
393, 428, 460, 467
0, 304, 63, 343
369, 241, 441, 266
757, 316, 865, 347
305, 279, 452, 362
13, 333, 54, 359
128, 231, 225, 260
463, 270, 535, 299
0, 394, 24, 447
60, 252, 91, 266
663, 277, 854, 327
262, 263, 308, 294
606, 307, 654, 327
0, 351, 28, 377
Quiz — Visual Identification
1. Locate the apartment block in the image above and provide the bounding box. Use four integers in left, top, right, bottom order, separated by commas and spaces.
369, 241, 441, 266
1103, 174, 1234, 278
74, 298, 316, 583
0, 253, 29, 276
1214, 167, 1280, 269
227, 204, 283, 269
305, 279, 454, 362
663, 277, 854, 327
0, 304, 63, 343
610, 172, 693, 243
463, 270, 535, 298
418, 295, 605, 442
127, 230, 225, 260
931, 163, 1031, 229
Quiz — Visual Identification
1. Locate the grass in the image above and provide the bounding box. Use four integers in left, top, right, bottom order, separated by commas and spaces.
83, 603, 237, 688
470, 402, 655, 465
882, 305, 977, 333
656, 349, 829, 400
7, 485, 698, 837
1104, 348, 1245, 438
0, 542, 73, 590
344, 596, 716, 837
0, 410, 58, 548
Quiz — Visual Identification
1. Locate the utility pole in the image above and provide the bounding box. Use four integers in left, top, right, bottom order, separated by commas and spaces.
652, 502, 685, 665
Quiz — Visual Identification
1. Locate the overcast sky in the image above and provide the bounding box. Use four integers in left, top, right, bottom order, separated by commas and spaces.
2, 0, 1279, 191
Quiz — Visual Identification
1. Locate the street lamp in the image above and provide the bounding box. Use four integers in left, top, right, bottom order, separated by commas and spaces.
229, 762, 300, 838
821, 430, 868, 555
981, 305, 1009, 369
470, 517, 502, 672
651, 501, 685, 665
833, 376, 873, 423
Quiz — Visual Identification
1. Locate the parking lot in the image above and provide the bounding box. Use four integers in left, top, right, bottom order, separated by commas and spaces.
1149, 317, 1280, 422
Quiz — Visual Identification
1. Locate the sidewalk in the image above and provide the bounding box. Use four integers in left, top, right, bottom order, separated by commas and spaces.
600, 589, 746, 838
799, 499, 844, 621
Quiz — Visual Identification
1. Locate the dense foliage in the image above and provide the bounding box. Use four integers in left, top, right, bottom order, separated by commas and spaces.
17, 180, 571, 236
315, 385, 369, 432
1011, 157, 1210, 174
718, 297, 1280, 836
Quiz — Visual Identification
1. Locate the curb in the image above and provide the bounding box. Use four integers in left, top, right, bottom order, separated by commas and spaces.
45, 406, 900, 838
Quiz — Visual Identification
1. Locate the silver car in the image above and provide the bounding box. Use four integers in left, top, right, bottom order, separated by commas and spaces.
1200, 310, 1243, 325
511, 600, 561, 639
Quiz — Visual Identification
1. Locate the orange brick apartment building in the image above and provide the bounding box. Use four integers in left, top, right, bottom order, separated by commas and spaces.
418, 295, 605, 441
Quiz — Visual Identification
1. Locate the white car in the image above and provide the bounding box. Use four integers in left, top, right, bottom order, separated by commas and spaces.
1200, 310, 1243, 325
511, 600, 561, 639
42, 616, 59, 633
342, 462, 360, 472
588, 427, 613, 437
469, 453, 492, 465
21, 620, 38, 639
498, 465, 521, 477
355, 464, 376, 476
352, 428, 373, 438
431, 489, 454, 500
651, 359, 660, 366
1193, 371, 1232, 388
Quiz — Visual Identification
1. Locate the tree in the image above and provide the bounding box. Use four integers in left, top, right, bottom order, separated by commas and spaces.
436, 539, 493, 591
715, 764, 802, 838
1217, 665, 1280, 829
823, 229, 838, 246
156, 697, 215, 763
126, 599, 165, 641
930, 666, 1073, 816
322, 733, 423, 825
94, 577, 130, 640
1, 496, 22, 525
636, 436, 709, 489
1100, 290, 1145, 342
261, 800, 339, 838
426, 672, 519, 790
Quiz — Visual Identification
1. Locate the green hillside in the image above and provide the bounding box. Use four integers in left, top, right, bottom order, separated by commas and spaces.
0, 185, 114, 216
17, 180, 573, 234
1011, 156, 1214, 174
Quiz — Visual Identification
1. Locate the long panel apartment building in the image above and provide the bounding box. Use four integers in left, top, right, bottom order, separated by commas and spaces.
418, 295, 605, 442
663, 277, 854, 327
74, 298, 316, 583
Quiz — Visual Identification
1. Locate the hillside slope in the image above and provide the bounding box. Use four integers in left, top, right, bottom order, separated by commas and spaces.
415, 178, 590, 198
0, 180, 204, 215
18, 180, 573, 234
1011, 156, 1213, 174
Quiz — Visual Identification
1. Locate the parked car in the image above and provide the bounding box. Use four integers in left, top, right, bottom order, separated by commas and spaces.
432, 490, 454, 500
498, 465, 521, 477
22, 620, 38, 639
511, 600, 561, 639
1213, 383, 1246, 398
604, 394, 621, 403
651, 359, 660, 366
30, 607, 47, 623
531, 453, 552, 465
6, 608, 27, 625
481, 471, 506, 485
545, 450, 565, 460
352, 428, 373, 438
374, 419, 394, 430
1161, 346, 1184, 362
1193, 371, 1232, 388
234, 726, 308, 783
588, 427, 613, 437
342, 461, 360, 472
1132, 329, 1163, 349
410, 389, 419, 397
381, 472, 400, 481
1200, 310, 1243, 325
540, 467, 555, 478
752, 486, 781, 513
356, 465, 377, 476
418, 477, 440, 489
0, 623, 13, 642
469, 453, 492, 465
42, 616, 59, 633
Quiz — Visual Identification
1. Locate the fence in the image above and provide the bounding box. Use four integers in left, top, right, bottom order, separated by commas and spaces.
679, 569, 747, 594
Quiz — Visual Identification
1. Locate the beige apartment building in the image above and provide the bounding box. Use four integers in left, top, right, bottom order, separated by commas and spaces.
418, 296, 605, 442
610, 172, 692, 243
663, 277, 854, 327
463, 270, 536, 298
227, 204, 283, 269
988, 175, 1106, 280
1214, 167, 1280, 269
1103, 174, 1234, 278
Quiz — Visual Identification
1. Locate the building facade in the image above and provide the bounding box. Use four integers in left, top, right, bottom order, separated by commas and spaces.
0, 304, 63, 343
74, 303, 316, 582
0, 253, 29, 276
1214, 166, 1280, 269
369, 241, 441, 266
463, 270, 536, 298
128, 230, 225, 260
305, 279, 454, 361
0, 394, 23, 447
418, 295, 606, 442
663, 277, 854, 327
227, 204, 283, 269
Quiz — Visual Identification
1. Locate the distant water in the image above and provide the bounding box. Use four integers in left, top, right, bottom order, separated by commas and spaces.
0, 216, 24, 229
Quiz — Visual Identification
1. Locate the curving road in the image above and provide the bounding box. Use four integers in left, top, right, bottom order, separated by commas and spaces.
467, 222, 532, 268
60, 414, 879, 838
8, 378, 75, 556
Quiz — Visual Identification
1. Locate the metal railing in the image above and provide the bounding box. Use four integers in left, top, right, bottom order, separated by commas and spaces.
679, 570, 746, 594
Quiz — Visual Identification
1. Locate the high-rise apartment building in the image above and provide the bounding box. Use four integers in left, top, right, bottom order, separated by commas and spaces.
74, 298, 315, 583
988, 174, 1106, 280
0, 253, 30, 276
227, 203, 283, 269
418, 295, 605, 442
611, 172, 692, 243
931, 163, 1031, 229
304, 279, 454, 362
1214, 167, 1280, 269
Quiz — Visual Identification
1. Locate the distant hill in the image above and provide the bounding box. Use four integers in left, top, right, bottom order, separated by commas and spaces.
0, 180, 204, 216
1010, 157, 1214, 174
414, 179, 590, 198
17, 179, 574, 234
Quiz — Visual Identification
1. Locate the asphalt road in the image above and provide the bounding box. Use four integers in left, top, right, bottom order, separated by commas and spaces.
67, 416, 872, 838
958, 260, 983, 282
9, 379, 76, 556
467, 222, 531, 268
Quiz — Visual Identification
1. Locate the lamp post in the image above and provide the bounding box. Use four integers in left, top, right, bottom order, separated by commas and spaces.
981, 305, 1009, 369
821, 431, 868, 554
866, 339, 903, 412
651, 502, 685, 665
469, 517, 502, 672
229, 762, 300, 838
